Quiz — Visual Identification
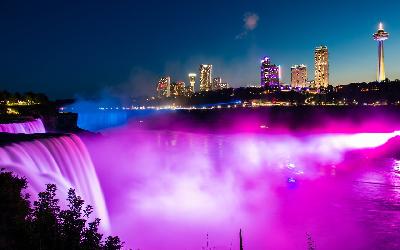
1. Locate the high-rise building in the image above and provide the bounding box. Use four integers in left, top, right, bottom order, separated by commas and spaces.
170, 81, 186, 96
184, 86, 193, 97
212, 77, 229, 90
156, 76, 171, 97
314, 46, 329, 88
218, 82, 229, 89
373, 22, 389, 82
291, 65, 308, 88
188, 73, 196, 93
199, 65, 213, 91
213, 77, 222, 90
261, 57, 280, 87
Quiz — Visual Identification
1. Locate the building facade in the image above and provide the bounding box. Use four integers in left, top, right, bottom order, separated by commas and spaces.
213, 77, 229, 90
314, 46, 329, 88
291, 65, 308, 88
199, 65, 213, 91
213, 77, 221, 90
188, 73, 196, 93
170, 81, 186, 96
261, 57, 280, 87
156, 76, 171, 97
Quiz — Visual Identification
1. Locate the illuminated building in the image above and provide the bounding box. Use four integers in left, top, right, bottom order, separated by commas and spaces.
213, 77, 229, 90
170, 81, 186, 96
373, 22, 389, 82
314, 46, 329, 88
188, 73, 196, 93
261, 57, 280, 87
156, 76, 171, 97
219, 82, 229, 89
199, 64, 213, 91
213, 77, 222, 90
184, 86, 193, 97
291, 65, 308, 88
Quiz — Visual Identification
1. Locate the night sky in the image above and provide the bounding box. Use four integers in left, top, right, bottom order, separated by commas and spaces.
0, 0, 399, 99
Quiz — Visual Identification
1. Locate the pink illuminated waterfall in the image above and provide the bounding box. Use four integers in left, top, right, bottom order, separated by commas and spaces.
0, 118, 46, 134
0, 134, 109, 230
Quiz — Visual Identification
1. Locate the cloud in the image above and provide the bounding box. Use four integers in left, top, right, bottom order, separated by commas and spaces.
244, 13, 259, 30
236, 12, 260, 39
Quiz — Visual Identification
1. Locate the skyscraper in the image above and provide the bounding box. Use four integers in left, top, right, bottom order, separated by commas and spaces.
291, 65, 308, 88
260, 57, 280, 87
314, 46, 329, 88
199, 65, 213, 92
213, 77, 222, 90
212, 77, 229, 90
170, 81, 186, 96
156, 76, 171, 97
373, 22, 389, 82
188, 73, 196, 93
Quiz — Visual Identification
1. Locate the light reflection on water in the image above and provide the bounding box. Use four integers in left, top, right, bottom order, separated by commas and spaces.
352, 159, 400, 250
87, 130, 400, 250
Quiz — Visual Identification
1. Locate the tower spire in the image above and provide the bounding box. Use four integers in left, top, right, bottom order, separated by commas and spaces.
373, 22, 389, 82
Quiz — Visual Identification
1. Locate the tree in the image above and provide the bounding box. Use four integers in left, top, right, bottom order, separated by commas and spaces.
59, 189, 87, 249
30, 184, 61, 250
81, 218, 103, 250
104, 236, 124, 250
0, 169, 31, 250
0, 169, 123, 250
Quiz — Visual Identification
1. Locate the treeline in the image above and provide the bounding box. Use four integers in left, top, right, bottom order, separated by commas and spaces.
0, 169, 123, 250
333, 80, 400, 104
0, 91, 49, 104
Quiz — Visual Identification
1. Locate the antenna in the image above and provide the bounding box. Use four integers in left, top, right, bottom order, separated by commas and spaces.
240, 229, 244, 250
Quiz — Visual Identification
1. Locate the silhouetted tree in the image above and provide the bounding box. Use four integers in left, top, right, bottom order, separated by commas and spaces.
0, 169, 123, 250
30, 184, 61, 250
81, 218, 103, 250
0, 169, 31, 250
104, 236, 124, 250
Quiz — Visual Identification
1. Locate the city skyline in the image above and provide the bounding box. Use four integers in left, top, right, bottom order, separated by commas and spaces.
156, 20, 396, 94
0, 1, 399, 99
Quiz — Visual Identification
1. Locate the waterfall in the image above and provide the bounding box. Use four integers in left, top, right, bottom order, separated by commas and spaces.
0, 133, 109, 230
0, 118, 46, 134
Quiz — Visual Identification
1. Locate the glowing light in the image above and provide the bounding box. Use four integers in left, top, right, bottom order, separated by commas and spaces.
278, 65, 282, 79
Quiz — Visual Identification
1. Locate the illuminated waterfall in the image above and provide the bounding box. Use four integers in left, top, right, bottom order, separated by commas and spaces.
0, 134, 109, 230
0, 118, 46, 134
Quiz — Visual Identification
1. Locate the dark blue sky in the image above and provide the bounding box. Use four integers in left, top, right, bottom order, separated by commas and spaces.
0, 0, 399, 99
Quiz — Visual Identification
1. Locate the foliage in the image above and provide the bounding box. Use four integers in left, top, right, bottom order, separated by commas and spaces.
0, 169, 123, 250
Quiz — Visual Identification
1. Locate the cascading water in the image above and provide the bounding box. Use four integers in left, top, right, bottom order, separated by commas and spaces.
83, 123, 400, 250
0, 133, 109, 230
0, 118, 46, 134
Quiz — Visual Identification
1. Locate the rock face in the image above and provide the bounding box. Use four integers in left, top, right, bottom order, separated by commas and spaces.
42, 112, 79, 132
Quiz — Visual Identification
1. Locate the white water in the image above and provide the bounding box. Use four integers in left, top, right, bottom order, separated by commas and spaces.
0, 119, 46, 134
0, 134, 109, 230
